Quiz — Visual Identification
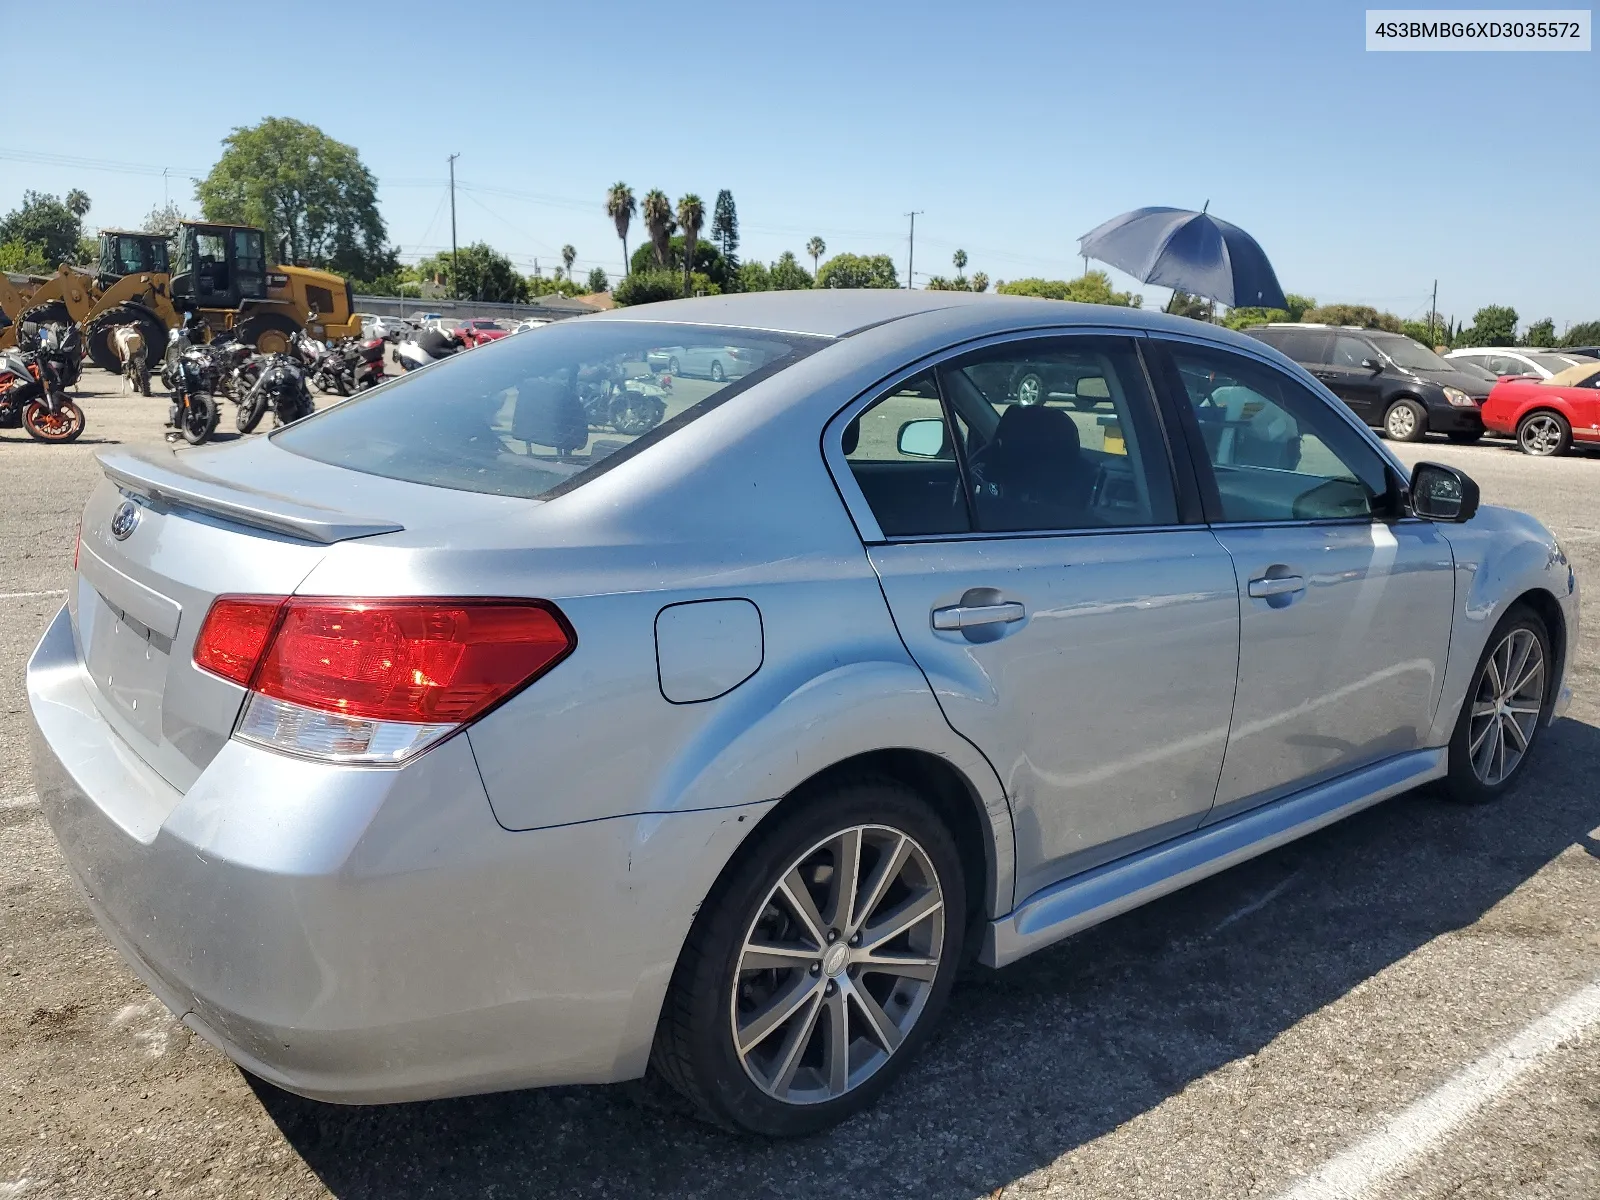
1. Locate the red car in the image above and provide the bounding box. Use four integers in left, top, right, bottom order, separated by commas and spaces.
1482, 361, 1600, 456
455, 318, 510, 348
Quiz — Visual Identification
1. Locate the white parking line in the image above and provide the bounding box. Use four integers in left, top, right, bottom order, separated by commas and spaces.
0, 589, 65, 600
1275, 976, 1600, 1200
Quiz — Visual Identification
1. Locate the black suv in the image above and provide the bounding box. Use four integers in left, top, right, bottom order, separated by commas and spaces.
1243, 325, 1490, 442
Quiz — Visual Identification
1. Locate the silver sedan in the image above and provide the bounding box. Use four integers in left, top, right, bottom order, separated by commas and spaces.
29, 291, 1579, 1137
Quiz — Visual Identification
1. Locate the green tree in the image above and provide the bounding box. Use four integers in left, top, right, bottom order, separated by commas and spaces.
1455, 304, 1518, 347
142, 201, 187, 237
1560, 320, 1600, 347
711, 190, 739, 275
1520, 317, 1556, 348
677, 194, 705, 297
952, 249, 967, 273
806, 236, 826, 278
414, 242, 528, 303
587, 266, 610, 293
1300, 303, 1403, 332
642, 189, 675, 268
197, 117, 392, 280
971, 271, 989, 294
996, 271, 1141, 307
75, 236, 98, 265
1284, 293, 1316, 322
613, 268, 719, 307
0, 240, 50, 274
0, 189, 90, 268
1222, 306, 1290, 330
769, 251, 813, 290
630, 236, 728, 290
605, 182, 636, 277
738, 260, 771, 292
816, 252, 898, 289
561, 244, 577, 283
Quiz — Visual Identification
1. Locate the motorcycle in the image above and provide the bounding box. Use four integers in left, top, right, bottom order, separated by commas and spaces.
160, 339, 223, 445
396, 327, 464, 372
576, 363, 668, 436
353, 336, 387, 390
0, 323, 86, 444
236, 352, 315, 433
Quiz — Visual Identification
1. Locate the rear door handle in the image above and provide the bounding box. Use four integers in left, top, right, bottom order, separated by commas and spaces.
931, 601, 1026, 631
1247, 575, 1306, 598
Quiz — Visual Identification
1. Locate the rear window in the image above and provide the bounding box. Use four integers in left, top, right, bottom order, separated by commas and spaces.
273, 320, 827, 499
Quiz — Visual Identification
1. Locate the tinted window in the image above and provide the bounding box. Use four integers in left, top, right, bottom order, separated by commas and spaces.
1250, 328, 1329, 364
844, 373, 969, 537
1331, 334, 1376, 368
275, 321, 826, 499
939, 338, 1177, 532
1166, 344, 1390, 523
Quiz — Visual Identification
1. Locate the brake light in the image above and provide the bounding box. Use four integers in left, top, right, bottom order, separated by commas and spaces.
193, 597, 574, 763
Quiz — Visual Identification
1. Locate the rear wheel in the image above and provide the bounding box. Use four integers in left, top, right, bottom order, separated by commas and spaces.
1516, 411, 1570, 457
1014, 371, 1045, 406
85, 305, 168, 376
1442, 605, 1551, 804
1383, 399, 1427, 442
710, 360, 726, 382
18, 300, 70, 329
23, 399, 85, 443
234, 313, 300, 356
651, 777, 965, 1136
180, 394, 219, 445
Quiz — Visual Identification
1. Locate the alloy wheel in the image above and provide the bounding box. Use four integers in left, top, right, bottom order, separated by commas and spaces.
730, 824, 945, 1106
1467, 627, 1545, 786
1519, 414, 1564, 456
1015, 373, 1043, 405
1386, 404, 1417, 439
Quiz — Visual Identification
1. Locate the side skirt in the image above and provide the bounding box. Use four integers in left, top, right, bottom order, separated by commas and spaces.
981, 748, 1446, 968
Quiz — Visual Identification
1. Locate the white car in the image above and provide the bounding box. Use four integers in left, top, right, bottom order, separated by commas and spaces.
513, 319, 549, 334
366, 314, 417, 343
1445, 348, 1593, 380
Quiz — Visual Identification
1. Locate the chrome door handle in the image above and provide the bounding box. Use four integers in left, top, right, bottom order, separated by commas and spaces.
931, 601, 1026, 631
1248, 575, 1306, 598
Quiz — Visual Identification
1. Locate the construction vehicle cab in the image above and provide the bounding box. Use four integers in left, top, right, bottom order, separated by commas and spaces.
97, 230, 171, 285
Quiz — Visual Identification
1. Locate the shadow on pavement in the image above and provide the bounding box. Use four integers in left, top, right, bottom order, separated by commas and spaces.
254, 717, 1600, 1200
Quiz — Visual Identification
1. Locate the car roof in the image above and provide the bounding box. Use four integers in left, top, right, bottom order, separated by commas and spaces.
1544, 361, 1600, 387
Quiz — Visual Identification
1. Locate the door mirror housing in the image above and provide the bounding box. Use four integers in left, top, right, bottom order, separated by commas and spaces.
1409, 462, 1480, 523
897, 418, 948, 458
1360, 357, 1384, 373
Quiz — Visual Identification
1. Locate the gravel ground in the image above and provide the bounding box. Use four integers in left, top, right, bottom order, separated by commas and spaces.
1, 372, 1596, 1199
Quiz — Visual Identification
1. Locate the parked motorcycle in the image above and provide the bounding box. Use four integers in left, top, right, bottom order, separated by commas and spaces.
161, 339, 222, 445
0, 323, 86, 443
353, 336, 387, 390
236, 352, 315, 433
396, 326, 464, 372
576, 363, 668, 436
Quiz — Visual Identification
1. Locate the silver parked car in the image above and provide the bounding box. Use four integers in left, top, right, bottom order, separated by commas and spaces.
29, 291, 1579, 1137
646, 342, 759, 381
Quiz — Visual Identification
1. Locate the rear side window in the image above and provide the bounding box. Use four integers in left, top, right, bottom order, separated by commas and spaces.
844, 372, 969, 537
274, 321, 827, 499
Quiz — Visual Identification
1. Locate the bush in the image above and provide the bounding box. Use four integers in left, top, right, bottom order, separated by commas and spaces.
631, 237, 729, 291
816, 253, 898, 289
1561, 320, 1600, 347
996, 271, 1140, 307
1299, 304, 1403, 333
612, 269, 720, 307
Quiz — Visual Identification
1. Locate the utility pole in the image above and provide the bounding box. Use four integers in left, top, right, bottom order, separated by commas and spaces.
905, 211, 923, 289
1428, 278, 1438, 347
448, 153, 461, 300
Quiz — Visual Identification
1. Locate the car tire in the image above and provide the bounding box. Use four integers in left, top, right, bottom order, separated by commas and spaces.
1441, 604, 1552, 806
1383, 399, 1428, 442
668, 356, 680, 375
1014, 371, 1045, 406
711, 361, 725, 382
1516, 411, 1571, 457
1447, 431, 1484, 444
651, 775, 967, 1136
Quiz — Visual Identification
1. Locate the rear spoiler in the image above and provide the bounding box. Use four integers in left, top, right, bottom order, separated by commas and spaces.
98, 449, 404, 544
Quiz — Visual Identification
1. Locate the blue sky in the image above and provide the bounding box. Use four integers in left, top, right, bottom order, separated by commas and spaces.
3, 0, 1596, 328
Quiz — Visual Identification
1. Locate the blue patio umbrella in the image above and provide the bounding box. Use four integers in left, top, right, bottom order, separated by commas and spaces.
1078, 206, 1287, 311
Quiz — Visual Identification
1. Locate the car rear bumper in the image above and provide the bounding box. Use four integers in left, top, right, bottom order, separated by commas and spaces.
27, 602, 767, 1104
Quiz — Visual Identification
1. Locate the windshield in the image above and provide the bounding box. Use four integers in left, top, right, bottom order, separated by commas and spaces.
273, 320, 827, 499
1370, 335, 1451, 372
1530, 353, 1581, 372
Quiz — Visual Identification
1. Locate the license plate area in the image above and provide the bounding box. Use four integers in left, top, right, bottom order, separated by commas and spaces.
82, 587, 172, 745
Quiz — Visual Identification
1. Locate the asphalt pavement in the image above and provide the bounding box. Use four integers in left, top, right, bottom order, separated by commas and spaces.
1, 372, 1596, 1199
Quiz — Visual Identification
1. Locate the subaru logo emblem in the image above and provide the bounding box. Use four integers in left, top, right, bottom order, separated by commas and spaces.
110, 499, 142, 541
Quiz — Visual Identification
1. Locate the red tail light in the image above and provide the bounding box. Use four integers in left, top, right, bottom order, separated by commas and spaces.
193, 597, 575, 762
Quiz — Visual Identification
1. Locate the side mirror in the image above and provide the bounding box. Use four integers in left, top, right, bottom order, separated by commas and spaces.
1410, 462, 1480, 523
897, 418, 947, 458
1360, 357, 1384, 373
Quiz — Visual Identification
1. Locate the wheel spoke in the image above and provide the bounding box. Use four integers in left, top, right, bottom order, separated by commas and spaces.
824, 987, 850, 1096
1471, 701, 1498, 718
1502, 713, 1530, 752
1482, 653, 1503, 701
1503, 635, 1532, 702
848, 982, 903, 1054
859, 887, 943, 952
856, 950, 940, 982
737, 972, 820, 1055
849, 834, 910, 936
1511, 652, 1545, 698
776, 870, 827, 947
766, 988, 824, 1095
1469, 716, 1495, 755
1505, 701, 1543, 717
740, 939, 820, 972
825, 828, 863, 932
1473, 715, 1500, 776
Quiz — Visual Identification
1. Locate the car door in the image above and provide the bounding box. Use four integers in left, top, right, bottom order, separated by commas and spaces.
1151, 338, 1456, 818
836, 336, 1241, 900
1319, 333, 1387, 425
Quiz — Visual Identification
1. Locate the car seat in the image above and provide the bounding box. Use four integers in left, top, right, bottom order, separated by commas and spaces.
513, 378, 589, 456
979, 404, 1093, 529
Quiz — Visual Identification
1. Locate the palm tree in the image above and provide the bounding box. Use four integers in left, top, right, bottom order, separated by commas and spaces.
642, 190, 675, 268
605, 182, 636, 277
806, 236, 826, 279
953, 249, 968, 272
677, 194, 705, 298
561, 244, 576, 283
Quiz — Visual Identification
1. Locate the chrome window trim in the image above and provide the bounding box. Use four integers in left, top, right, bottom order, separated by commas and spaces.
822, 325, 1188, 547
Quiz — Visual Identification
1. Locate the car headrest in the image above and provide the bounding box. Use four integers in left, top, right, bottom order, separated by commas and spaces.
994, 403, 1080, 458
841, 418, 860, 456
512, 378, 589, 452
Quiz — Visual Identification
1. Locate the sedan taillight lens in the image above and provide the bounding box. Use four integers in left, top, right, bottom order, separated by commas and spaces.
194, 597, 574, 764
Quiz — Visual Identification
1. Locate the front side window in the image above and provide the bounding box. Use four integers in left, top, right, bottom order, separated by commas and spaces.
1164, 344, 1390, 523
1369, 335, 1452, 372
275, 321, 826, 500
1331, 334, 1376, 368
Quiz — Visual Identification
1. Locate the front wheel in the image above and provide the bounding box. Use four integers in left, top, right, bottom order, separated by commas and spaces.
1517, 411, 1570, 457
181, 394, 219, 444
651, 777, 965, 1136
236, 391, 268, 433
1442, 606, 1552, 804
23, 399, 85, 443
1014, 371, 1045, 406
1383, 399, 1428, 442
